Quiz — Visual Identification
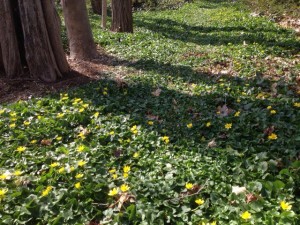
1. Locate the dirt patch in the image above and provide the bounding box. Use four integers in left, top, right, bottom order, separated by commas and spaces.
0, 54, 124, 104
278, 16, 300, 35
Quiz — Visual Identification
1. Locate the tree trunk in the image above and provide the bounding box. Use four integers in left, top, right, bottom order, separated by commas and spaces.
62, 0, 98, 60
0, 0, 23, 78
91, 0, 102, 15
102, 0, 107, 29
0, 0, 69, 82
111, 0, 133, 33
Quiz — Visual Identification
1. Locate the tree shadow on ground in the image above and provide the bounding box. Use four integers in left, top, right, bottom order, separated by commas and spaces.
134, 17, 300, 54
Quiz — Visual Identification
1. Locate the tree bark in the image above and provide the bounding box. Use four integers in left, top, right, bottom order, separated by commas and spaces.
0, 0, 69, 82
0, 0, 23, 78
62, 0, 98, 60
111, 0, 133, 33
91, 0, 102, 15
102, 0, 107, 29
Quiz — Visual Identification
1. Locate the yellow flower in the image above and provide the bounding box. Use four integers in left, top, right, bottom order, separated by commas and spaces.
123, 173, 129, 178
112, 174, 118, 179
123, 165, 130, 173
270, 110, 276, 114
56, 136, 62, 141
77, 145, 85, 152
93, 112, 99, 118
185, 182, 193, 190
206, 122, 211, 127
75, 173, 84, 179
23, 121, 31, 126
236, 99, 241, 103
133, 152, 139, 158
70, 166, 75, 172
14, 170, 23, 176
109, 131, 115, 135
268, 133, 277, 140
9, 123, 16, 128
162, 136, 170, 144
108, 188, 119, 196
0, 174, 8, 180
109, 168, 116, 174
77, 160, 86, 167
30, 140, 37, 144
78, 132, 86, 139
0, 109, 5, 114
56, 113, 65, 118
50, 162, 59, 168
82, 104, 89, 108
75, 182, 81, 189
293, 102, 300, 108
58, 167, 65, 173
41, 186, 52, 197
234, 111, 240, 117
211, 221, 217, 225
10, 112, 16, 117
0, 188, 8, 199
120, 184, 130, 192
16, 146, 26, 153
103, 91, 108, 95
195, 198, 205, 205
267, 106, 272, 110
148, 121, 154, 125
79, 108, 85, 113
225, 123, 232, 129
280, 201, 292, 211
187, 123, 193, 128
241, 211, 251, 220
130, 125, 138, 134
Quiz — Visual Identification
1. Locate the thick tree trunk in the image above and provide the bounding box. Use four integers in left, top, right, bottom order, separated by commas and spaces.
0, 0, 69, 82
62, 0, 98, 60
91, 0, 102, 15
0, 0, 23, 78
102, 0, 107, 29
0, 45, 4, 74
111, 0, 133, 33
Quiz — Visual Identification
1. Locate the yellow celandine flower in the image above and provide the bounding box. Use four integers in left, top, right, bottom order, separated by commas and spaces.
103, 91, 108, 95
112, 174, 117, 179
82, 104, 89, 108
0, 188, 8, 199
41, 186, 52, 197
30, 140, 37, 144
123, 173, 129, 178
211, 221, 217, 225
267, 106, 272, 110
120, 184, 130, 192
56, 113, 65, 118
270, 110, 276, 114
10, 112, 16, 117
234, 111, 240, 117
11, 117, 17, 122
77, 145, 85, 152
187, 123, 193, 128
75, 182, 81, 189
0, 109, 5, 114
9, 123, 16, 128
78, 160, 86, 167
241, 211, 251, 220
79, 108, 85, 113
162, 136, 170, 144
268, 133, 277, 140
14, 170, 23, 176
236, 99, 241, 103
133, 152, 139, 158
225, 123, 232, 129
109, 168, 116, 174
130, 125, 138, 134
123, 165, 130, 173
0, 174, 8, 180
23, 121, 30, 126
56, 136, 62, 141
58, 167, 65, 173
293, 102, 300, 108
108, 188, 119, 196
148, 121, 154, 125
206, 122, 211, 127
93, 112, 99, 118
50, 162, 59, 168
109, 131, 115, 135
185, 182, 193, 190
78, 132, 86, 139
195, 198, 205, 205
280, 201, 292, 211
75, 173, 84, 179
73, 98, 82, 103
70, 166, 75, 172
16, 146, 26, 153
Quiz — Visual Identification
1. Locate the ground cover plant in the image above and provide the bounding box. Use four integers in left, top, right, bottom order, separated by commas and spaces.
1, 0, 300, 224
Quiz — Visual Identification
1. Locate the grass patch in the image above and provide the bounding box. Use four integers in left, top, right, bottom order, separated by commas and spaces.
1, 0, 300, 224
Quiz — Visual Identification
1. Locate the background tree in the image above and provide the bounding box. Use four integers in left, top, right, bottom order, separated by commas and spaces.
111, 0, 133, 33
102, 0, 107, 29
0, 0, 69, 82
62, 0, 98, 59
91, 0, 102, 15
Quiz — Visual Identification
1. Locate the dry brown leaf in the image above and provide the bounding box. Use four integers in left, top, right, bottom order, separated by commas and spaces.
207, 139, 217, 148
41, 139, 52, 146
246, 193, 258, 203
151, 88, 162, 97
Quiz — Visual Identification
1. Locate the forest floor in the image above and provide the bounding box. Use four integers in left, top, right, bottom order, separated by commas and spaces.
0, 0, 299, 224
